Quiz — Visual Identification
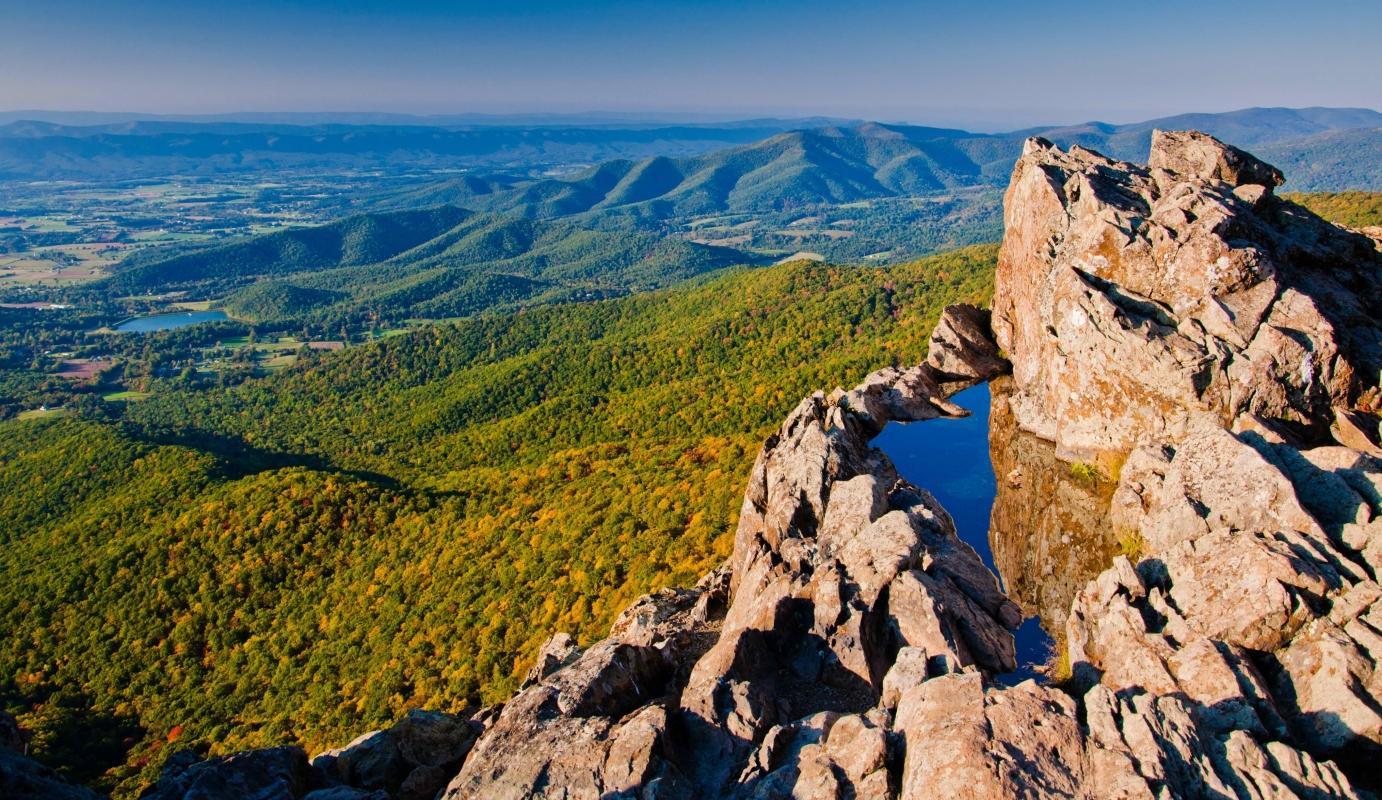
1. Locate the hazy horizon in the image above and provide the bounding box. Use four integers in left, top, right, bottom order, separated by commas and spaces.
3, 103, 1380, 135
3, 0, 1379, 132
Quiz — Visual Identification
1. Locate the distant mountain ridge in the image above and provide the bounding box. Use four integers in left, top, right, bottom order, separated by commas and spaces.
0, 120, 859, 180
0, 110, 861, 128
1, 107, 1376, 190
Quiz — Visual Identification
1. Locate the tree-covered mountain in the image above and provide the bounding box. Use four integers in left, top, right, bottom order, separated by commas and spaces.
81, 108, 1382, 330
0, 246, 996, 797
427, 107, 1382, 218
1282, 191, 1382, 228
1256, 127, 1382, 191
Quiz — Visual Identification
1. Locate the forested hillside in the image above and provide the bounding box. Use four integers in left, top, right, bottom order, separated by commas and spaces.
105, 208, 758, 325
1, 246, 995, 797
107, 206, 473, 293
1281, 191, 1382, 228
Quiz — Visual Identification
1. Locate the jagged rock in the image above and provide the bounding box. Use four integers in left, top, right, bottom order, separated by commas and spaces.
311, 709, 482, 799
673, 353, 1020, 795
895, 673, 1085, 800
1333, 407, 1382, 455
879, 647, 936, 710
392, 710, 480, 773
522, 632, 581, 687
737, 710, 892, 800
315, 730, 402, 792
441, 581, 716, 799
838, 364, 967, 437
1271, 586, 1382, 764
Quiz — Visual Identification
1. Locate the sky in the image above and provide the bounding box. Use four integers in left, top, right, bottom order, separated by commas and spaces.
2, 0, 1380, 130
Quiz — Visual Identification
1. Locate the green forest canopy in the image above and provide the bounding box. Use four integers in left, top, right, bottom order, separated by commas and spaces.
1, 246, 995, 797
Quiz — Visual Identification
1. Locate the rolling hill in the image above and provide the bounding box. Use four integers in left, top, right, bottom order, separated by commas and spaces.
109, 206, 473, 293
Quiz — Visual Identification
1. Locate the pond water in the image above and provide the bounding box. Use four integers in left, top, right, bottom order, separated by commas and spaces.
873, 381, 1054, 682
114, 310, 228, 333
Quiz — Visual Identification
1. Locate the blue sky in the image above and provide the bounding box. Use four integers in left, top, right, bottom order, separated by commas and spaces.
2, 0, 1379, 129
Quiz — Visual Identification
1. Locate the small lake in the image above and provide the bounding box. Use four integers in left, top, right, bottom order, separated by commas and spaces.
873, 381, 1053, 682
114, 310, 228, 333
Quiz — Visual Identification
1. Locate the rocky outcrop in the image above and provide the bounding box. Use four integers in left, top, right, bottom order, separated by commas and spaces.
136, 132, 1382, 799
992, 130, 1382, 466
926, 303, 1009, 381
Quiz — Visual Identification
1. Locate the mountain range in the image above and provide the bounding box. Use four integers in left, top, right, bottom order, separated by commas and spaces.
437, 106, 1382, 218
2, 106, 1377, 191
83, 106, 1382, 328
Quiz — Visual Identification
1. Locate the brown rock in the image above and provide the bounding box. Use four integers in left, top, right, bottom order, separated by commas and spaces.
925, 303, 1008, 381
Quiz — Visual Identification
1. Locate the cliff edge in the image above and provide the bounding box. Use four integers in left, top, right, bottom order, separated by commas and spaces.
99, 132, 1382, 799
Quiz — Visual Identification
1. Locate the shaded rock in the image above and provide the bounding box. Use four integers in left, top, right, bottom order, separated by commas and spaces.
309, 709, 482, 799
317, 730, 402, 793
141, 746, 309, 800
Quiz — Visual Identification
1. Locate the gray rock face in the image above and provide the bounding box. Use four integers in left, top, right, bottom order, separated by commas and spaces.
313, 709, 484, 800
1148, 129, 1286, 189
137, 132, 1382, 800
